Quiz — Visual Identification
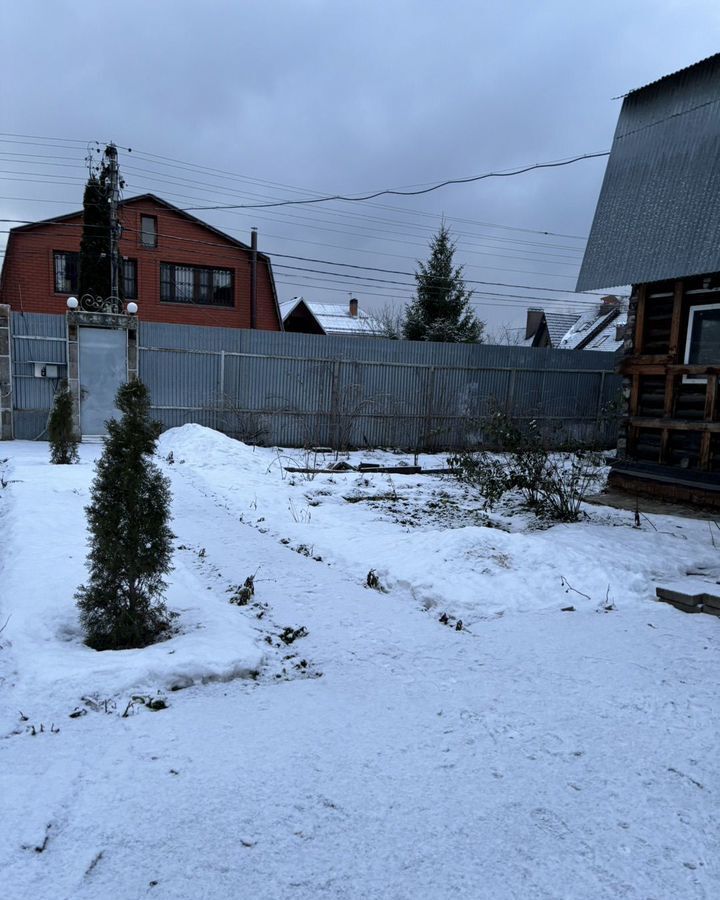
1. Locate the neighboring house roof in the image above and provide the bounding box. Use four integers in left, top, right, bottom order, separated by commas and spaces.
543, 312, 582, 347
559, 304, 626, 351
582, 314, 627, 351
280, 297, 384, 336
577, 53, 720, 291
526, 299, 626, 351
8, 193, 256, 251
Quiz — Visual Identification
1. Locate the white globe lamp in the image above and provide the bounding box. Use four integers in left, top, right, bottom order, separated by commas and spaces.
67, 296, 79, 310
127, 302, 138, 315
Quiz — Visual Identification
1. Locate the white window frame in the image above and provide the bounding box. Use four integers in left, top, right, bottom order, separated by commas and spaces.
683, 302, 720, 383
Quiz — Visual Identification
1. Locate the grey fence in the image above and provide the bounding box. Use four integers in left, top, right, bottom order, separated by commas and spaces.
9, 312, 67, 440
9, 313, 622, 449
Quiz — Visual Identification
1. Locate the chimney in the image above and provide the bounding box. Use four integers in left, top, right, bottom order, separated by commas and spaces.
349, 297, 358, 317
525, 308, 543, 340
599, 294, 620, 316
250, 227, 258, 329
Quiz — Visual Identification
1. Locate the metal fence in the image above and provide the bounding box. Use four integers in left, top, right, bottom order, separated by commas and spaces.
10, 312, 67, 440
9, 314, 623, 449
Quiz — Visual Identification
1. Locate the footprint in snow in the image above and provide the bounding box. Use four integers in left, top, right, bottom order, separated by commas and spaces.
530, 807, 570, 840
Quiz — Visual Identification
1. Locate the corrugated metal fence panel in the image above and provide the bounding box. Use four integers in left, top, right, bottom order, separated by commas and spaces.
10, 318, 621, 447
11, 312, 67, 439
135, 322, 621, 450
11, 312, 66, 339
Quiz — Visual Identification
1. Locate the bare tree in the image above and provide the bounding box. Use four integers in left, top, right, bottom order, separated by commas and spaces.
375, 304, 406, 340
485, 323, 527, 346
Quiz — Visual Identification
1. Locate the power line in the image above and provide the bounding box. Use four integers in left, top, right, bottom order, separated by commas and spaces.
0, 151, 588, 255
0, 220, 615, 298
0, 167, 585, 262
0, 140, 616, 309
0, 131, 595, 240
179, 152, 611, 211
0, 131, 94, 144
0, 141, 592, 249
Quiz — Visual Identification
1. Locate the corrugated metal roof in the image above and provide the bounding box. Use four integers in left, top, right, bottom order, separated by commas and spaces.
622, 52, 720, 97
559, 304, 625, 352
582, 314, 626, 351
577, 54, 720, 292
280, 297, 384, 336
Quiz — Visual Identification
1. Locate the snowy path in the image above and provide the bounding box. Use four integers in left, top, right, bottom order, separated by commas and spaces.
1, 438, 719, 899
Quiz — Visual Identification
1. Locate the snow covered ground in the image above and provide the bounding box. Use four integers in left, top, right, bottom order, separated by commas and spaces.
1, 427, 719, 899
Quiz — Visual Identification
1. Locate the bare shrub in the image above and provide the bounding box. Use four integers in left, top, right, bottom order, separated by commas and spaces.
449, 410, 604, 522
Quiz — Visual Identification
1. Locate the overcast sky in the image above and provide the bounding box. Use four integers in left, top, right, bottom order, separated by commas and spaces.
1, 0, 718, 337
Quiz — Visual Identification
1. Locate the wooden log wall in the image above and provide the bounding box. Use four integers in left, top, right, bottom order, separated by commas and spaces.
621, 274, 720, 472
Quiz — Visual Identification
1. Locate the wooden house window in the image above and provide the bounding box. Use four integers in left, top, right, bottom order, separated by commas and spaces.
684, 303, 720, 382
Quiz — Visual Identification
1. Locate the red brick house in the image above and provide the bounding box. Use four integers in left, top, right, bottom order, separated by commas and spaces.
0, 194, 282, 330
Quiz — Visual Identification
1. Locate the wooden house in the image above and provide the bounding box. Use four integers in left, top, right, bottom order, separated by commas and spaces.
577, 53, 720, 506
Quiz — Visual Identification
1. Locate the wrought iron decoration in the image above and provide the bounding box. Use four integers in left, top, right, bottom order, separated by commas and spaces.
79, 293, 124, 314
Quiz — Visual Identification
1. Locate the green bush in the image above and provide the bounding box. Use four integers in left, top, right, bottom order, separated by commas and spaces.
48, 381, 79, 464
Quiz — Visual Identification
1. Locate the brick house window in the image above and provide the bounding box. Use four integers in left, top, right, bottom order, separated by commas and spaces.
54, 250, 137, 298
140, 215, 158, 248
160, 263, 234, 306
122, 259, 138, 299
53, 251, 79, 293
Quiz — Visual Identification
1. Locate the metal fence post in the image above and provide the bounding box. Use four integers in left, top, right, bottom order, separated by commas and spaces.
217, 350, 226, 432
505, 368, 516, 415
595, 370, 607, 442
423, 366, 436, 450
330, 358, 341, 449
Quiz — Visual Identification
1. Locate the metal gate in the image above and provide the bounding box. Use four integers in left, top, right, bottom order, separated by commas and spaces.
78, 327, 127, 437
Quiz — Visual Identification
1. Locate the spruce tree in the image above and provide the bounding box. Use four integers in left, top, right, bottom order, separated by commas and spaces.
48, 380, 79, 464
403, 223, 484, 343
78, 164, 113, 301
76, 380, 173, 651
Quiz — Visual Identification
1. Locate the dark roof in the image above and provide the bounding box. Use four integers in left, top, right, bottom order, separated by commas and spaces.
622, 52, 720, 97
10, 192, 258, 252
577, 53, 720, 291
543, 312, 581, 347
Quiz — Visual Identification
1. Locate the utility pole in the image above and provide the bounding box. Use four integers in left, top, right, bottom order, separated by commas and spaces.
104, 143, 121, 300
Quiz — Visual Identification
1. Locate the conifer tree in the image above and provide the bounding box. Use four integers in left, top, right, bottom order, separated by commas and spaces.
76, 380, 173, 651
78, 163, 113, 300
403, 223, 484, 343
48, 380, 79, 464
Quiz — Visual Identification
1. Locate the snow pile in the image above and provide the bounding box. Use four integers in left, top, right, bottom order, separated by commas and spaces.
156, 426, 715, 622
0, 443, 263, 729
157, 423, 272, 474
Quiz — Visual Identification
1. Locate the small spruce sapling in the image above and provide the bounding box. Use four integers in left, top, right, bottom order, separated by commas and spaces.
76, 380, 173, 650
48, 380, 79, 464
